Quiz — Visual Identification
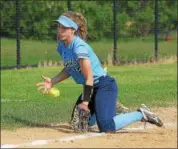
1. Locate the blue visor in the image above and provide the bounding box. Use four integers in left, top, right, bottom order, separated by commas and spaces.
55, 15, 78, 31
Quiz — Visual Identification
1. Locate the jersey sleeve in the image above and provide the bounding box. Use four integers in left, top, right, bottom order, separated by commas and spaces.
74, 45, 89, 59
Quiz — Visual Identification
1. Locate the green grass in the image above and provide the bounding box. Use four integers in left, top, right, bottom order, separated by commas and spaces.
1, 38, 177, 66
1, 62, 177, 130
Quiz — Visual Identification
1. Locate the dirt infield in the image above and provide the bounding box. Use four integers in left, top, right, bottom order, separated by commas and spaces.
1, 107, 177, 148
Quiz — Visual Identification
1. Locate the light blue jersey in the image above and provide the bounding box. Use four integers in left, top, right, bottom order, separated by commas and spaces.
57, 35, 106, 84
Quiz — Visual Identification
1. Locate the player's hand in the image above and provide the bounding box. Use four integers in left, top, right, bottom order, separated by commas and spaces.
78, 102, 90, 112
36, 75, 53, 94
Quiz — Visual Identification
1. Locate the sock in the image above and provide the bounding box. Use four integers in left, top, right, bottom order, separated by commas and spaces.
113, 111, 143, 130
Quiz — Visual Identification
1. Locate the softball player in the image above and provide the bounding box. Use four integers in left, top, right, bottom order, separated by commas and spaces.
37, 11, 163, 132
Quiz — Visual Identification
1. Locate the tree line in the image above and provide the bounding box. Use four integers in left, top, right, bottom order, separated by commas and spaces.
1, 0, 177, 41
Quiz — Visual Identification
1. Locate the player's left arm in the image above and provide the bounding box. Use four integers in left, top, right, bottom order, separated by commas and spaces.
74, 45, 93, 109
78, 58, 93, 110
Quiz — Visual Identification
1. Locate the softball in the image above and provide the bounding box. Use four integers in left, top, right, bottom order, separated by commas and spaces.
49, 87, 60, 98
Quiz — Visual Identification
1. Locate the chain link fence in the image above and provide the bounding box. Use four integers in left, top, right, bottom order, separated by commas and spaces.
1, 0, 177, 69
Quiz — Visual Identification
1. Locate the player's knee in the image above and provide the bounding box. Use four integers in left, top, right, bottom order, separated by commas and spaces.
98, 119, 115, 132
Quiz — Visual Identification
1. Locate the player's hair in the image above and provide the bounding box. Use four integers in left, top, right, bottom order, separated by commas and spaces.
63, 11, 87, 40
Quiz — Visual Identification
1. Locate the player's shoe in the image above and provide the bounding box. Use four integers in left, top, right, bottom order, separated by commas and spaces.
116, 102, 130, 114
137, 104, 163, 127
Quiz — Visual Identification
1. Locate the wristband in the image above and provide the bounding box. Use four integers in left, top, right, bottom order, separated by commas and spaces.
83, 85, 93, 102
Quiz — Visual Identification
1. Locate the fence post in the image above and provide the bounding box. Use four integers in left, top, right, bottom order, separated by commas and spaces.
16, 0, 21, 66
67, 0, 72, 11
113, 0, 119, 65
154, 0, 158, 61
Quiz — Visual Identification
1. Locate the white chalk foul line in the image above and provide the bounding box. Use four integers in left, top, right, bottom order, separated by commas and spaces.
1, 133, 105, 148
59, 132, 105, 142
1, 122, 177, 148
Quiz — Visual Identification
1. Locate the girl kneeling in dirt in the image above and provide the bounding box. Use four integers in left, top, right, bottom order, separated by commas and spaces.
37, 11, 163, 132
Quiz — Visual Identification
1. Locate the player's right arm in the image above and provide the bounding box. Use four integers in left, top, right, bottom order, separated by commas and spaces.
51, 68, 70, 85
36, 68, 70, 94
